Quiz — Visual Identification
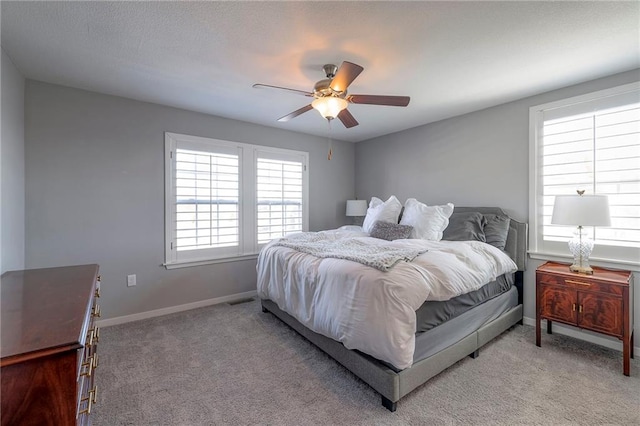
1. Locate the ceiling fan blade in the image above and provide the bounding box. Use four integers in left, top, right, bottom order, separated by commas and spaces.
337, 109, 359, 128
348, 95, 410, 107
253, 83, 313, 97
330, 61, 364, 93
277, 104, 314, 122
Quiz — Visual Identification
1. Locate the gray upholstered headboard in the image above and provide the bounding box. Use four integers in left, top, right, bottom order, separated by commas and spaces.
453, 207, 528, 272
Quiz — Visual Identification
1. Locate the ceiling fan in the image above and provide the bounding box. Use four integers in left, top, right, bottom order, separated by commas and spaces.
253, 61, 410, 129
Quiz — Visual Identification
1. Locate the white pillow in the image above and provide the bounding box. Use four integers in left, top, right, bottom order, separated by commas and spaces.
399, 198, 454, 241
362, 196, 402, 234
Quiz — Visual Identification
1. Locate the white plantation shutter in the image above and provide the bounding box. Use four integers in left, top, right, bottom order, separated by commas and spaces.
542, 104, 640, 247
530, 82, 640, 265
256, 153, 304, 244
165, 133, 308, 267
175, 148, 239, 252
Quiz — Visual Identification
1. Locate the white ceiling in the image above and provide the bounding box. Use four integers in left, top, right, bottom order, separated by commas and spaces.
2, 1, 639, 143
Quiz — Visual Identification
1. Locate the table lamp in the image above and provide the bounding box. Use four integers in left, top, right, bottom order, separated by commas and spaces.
346, 199, 368, 226
551, 190, 611, 274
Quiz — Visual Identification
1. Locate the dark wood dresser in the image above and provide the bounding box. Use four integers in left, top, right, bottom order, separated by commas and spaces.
1, 264, 101, 425
536, 261, 634, 375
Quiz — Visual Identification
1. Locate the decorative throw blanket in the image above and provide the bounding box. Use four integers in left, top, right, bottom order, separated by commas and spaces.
274, 232, 427, 271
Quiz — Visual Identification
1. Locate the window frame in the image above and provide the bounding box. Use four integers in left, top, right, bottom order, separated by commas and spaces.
528, 81, 640, 270
164, 132, 309, 269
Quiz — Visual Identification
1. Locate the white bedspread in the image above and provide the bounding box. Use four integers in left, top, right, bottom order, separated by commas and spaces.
256, 228, 517, 370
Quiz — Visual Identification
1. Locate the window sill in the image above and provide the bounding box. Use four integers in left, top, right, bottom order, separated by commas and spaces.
528, 251, 640, 272
164, 254, 258, 270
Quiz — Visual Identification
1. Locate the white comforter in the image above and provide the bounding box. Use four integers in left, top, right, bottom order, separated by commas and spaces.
256, 228, 517, 370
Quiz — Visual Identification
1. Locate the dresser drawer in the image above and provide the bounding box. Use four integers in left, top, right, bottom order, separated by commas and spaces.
77, 371, 97, 425
76, 283, 100, 379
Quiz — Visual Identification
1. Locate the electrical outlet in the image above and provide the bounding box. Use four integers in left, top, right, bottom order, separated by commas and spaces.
127, 274, 136, 287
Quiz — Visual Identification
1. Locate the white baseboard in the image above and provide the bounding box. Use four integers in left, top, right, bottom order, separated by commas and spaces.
96, 290, 258, 328
522, 316, 640, 354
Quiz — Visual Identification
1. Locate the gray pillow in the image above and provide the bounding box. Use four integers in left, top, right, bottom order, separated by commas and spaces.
369, 220, 413, 241
483, 214, 511, 250
442, 212, 487, 242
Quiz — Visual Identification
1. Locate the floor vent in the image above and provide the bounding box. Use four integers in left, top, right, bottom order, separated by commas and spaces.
227, 297, 255, 306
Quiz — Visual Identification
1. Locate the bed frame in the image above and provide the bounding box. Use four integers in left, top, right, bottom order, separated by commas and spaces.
260, 208, 527, 412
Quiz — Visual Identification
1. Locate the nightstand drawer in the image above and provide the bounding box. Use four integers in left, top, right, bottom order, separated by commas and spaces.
537, 272, 622, 296
537, 272, 565, 287
564, 278, 622, 296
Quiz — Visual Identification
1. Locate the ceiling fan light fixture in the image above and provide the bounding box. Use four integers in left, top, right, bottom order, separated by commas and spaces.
312, 97, 348, 119
254, 61, 409, 128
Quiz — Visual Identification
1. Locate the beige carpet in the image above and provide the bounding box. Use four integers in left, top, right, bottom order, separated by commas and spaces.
93, 299, 639, 425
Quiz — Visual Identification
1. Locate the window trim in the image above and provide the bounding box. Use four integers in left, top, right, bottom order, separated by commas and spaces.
164, 132, 309, 268
528, 81, 640, 269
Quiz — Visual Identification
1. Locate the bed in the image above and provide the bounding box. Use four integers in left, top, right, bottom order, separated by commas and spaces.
258, 207, 527, 411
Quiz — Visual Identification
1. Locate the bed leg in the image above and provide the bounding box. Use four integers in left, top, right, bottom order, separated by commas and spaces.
469, 350, 479, 359
381, 396, 397, 412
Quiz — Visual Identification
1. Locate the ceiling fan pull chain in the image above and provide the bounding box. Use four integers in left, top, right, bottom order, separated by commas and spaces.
327, 118, 333, 160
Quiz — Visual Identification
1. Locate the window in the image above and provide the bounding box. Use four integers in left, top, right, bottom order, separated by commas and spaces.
529, 82, 640, 266
256, 154, 304, 244
165, 133, 308, 268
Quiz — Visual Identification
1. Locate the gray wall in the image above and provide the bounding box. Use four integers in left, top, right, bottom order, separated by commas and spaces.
1, 48, 25, 274
25, 81, 355, 320
355, 69, 640, 336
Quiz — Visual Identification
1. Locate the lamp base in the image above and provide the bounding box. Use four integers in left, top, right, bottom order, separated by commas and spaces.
567, 226, 595, 275
569, 264, 594, 275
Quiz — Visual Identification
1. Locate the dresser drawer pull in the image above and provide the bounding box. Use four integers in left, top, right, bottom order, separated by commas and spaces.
79, 386, 98, 415
81, 356, 95, 377
572, 303, 576, 312
566, 280, 591, 287
579, 305, 583, 313
87, 326, 100, 346
92, 304, 101, 318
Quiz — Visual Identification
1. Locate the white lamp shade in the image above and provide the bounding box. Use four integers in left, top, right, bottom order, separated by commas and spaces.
312, 97, 349, 119
346, 199, 368, 217
551, 195, 611, 226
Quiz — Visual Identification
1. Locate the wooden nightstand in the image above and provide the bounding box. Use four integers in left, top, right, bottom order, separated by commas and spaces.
536, 261, 634, 376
